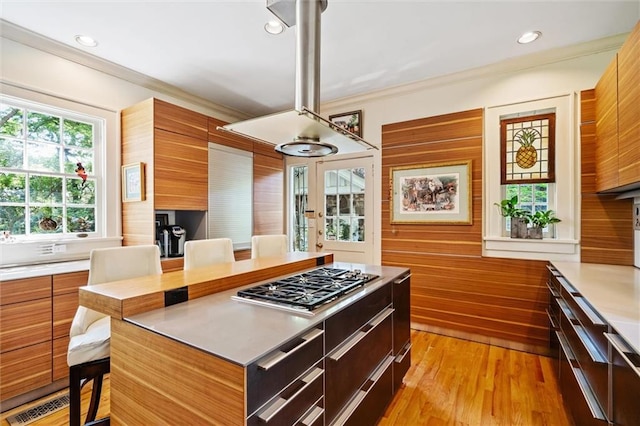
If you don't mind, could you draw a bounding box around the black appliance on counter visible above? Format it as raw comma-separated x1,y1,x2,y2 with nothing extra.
158,225,186,257
233,267,379,315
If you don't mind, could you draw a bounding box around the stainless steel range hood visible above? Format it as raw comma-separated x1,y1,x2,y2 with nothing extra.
219,0,377,157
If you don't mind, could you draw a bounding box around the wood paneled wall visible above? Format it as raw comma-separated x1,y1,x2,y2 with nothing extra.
381,109,549,353
580,89,634,265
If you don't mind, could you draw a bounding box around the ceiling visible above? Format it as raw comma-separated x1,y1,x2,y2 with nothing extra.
1,1,638,118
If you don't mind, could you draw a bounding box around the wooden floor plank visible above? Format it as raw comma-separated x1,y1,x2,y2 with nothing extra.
2,330,572,426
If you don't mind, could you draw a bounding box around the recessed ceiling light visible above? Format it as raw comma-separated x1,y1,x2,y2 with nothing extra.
517,31,542,44
264,20,284,35
75,35,98,47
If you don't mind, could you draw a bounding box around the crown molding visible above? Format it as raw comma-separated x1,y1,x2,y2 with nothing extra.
321,32,629,110
0,19,250,121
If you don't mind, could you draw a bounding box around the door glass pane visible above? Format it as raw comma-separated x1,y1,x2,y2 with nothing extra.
291,165,308,251
324,168,366,243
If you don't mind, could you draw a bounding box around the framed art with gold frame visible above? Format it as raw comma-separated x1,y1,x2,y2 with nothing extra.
389,160,472,225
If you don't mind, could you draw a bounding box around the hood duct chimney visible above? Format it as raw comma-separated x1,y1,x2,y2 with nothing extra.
219,0,377,157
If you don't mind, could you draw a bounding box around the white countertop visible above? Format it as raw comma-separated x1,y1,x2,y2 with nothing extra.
551,261,640,354
0,259,90,281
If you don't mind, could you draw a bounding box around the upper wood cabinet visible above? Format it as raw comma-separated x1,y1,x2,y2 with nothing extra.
595,21,640,192
121,98,208,245
617,21,640,187
595,55,618,192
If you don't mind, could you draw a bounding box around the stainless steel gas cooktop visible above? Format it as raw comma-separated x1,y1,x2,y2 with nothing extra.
232,267,379,315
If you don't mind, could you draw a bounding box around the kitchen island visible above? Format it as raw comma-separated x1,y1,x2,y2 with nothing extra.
80,253,411,425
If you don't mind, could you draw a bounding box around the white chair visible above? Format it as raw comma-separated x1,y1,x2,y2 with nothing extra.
67,245,162,426
183,238,235,270
251,234,289,259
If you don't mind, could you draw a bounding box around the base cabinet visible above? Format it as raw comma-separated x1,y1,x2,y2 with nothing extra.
549,263,640,426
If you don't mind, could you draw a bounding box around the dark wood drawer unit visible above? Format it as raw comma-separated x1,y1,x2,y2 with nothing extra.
558,299,608,418
247,326,324,416
558,332,608,426
336,355,395,426
392,273,411,392
326,307,393,424
247,364,323,426
325,284,392,353
606,333,640,426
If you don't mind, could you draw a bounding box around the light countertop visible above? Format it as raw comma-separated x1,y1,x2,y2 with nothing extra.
551,261,640,354
0,259,90,281
126,263,409,366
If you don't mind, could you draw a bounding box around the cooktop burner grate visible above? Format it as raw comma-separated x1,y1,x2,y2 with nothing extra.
235,267,379,312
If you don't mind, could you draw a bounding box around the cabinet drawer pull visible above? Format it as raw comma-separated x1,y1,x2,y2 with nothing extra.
299,404,324,426
258,367,324,423
370,355,394,382
546,281,561,298
395,342,411,363
329,307,394,362
258,328,323,371
604,332,640,379
394,274,411,285
546,309,558,330
558,303,607,364
573,297,606,327
557,331,576,363
557,276,578,294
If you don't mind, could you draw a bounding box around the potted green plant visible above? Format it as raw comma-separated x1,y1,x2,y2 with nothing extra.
495,195,529,238
527,210,561,239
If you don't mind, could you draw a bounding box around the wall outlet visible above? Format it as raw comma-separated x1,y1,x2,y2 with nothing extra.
53,244,67,253
634,204,640,231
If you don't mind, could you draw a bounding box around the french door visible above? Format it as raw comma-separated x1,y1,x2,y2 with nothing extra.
290,155,374,264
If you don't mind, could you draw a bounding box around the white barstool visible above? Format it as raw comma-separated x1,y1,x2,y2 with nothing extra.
251,234,288,259
183,238,235,270
67,245,162,426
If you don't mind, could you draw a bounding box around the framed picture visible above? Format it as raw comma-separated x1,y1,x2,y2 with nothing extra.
121,162,146,202
329,110,362,137
389,160,472,225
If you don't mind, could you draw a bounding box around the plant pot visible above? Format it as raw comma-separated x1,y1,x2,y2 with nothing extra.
510,217,528,238
528,226,543,239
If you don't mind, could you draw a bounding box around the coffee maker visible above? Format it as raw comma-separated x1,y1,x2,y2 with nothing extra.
159,225,186,257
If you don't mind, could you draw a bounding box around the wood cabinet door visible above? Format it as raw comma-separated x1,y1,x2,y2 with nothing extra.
154,98,208,140
0,276,51,306
617,21,640,187
0,341,52,400
52,335,71,381
154,128,208,210
52,271,88,339
0,298,52,353
595,55,619,192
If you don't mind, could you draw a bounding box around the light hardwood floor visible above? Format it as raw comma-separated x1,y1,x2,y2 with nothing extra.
1,331,572,425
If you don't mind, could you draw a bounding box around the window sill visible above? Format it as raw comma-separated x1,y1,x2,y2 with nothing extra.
483,236,580,262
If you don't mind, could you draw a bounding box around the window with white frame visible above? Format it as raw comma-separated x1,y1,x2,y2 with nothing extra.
0,96,103,238
484,94,578,261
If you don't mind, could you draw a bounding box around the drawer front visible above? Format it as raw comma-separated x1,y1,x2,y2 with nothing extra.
53,291,78,339
560,287,608,357
0,298,52,353
52,335,71,381
326,308,393,424
336,355,394,426
325,284,392,353
247,326,324,415
393,340,411,392
0,341,52,401
606,333,640,426
0,276,51,305
559,301,608,415
248,366,323,426
52,271,88,296
558,332,608,426
392,274,411,355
